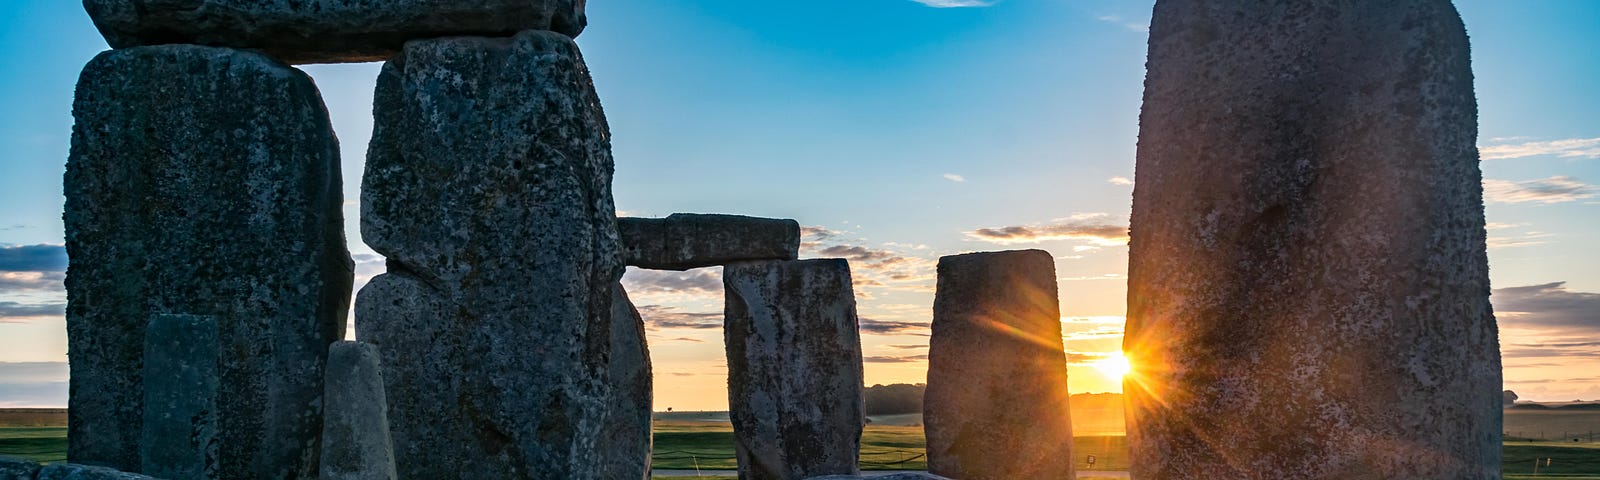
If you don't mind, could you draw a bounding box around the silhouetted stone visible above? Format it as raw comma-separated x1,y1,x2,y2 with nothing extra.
356,30,621,479
35,464,157,480
321,341,396,480
82,0,585,64
65,45,351,477
0,455,41,480
924,250,1073,480
805,474,952,480
723,259,863,480
599,284,652,480
1124,1,1501,478
140,314,219,480
619,214,800,270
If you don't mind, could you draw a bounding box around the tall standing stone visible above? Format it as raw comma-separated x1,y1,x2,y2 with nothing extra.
1124,1,1501,478
82,0,586,64
321,341,397,480
65,45,352,476
599,284,652,480
923,250,1074,480
723,259,864,480
141,314,219,480
356,30,622,479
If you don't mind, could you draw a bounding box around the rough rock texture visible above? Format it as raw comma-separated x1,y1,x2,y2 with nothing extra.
723,259,864,480
140,315,219,480
82,0,586,64
34,464,158,480
619,214,800,270
355,30,621,479
1124,1,1502,478
599,284,653,480
321,341,397,480
65,45,352,477
805,474,953,480
924,250,1074,480
0,455,41,480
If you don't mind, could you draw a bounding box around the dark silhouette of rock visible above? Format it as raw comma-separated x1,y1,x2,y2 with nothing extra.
600,284,653,480
321,341,397,480
1504,390,1519,406
140,315,219,480
1124,1,1502,478
65,44,351,477
0,455,41,480
619,214,800,270
35,464,158,480
924,250,1074,480
356,30,621,479
82,0,585,64
723,259,864,480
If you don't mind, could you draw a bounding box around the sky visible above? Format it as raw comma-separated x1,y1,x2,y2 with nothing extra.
0,0,1597,410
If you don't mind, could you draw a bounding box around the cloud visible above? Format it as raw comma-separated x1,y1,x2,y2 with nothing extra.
636,305,722,330
1107,177,1134,186
1065,351,1113,365
0,301,65,322
0,271,65,291
0,245,67,272
1489,231,1554,249
886,344,927,350
864,354,929,364
817,245,899,263
1493,282,1600,334
0,363,68,408
942,173,966,183
1484,177,1597,204
1093,14,1150,32
859,317,931,335
800,226,844,242
908,0,996,8
622,268,722,295
1480,137,1600,160
967,219,1129,245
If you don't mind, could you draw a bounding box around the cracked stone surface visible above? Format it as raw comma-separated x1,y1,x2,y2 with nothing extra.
1124,1,1502,478
724,259,864,480
599,284,652,480
924,250,1074,480
82,0,586,64
355,30,621,479
321,341,397,480
618,214,799,270
140,315,219,480
65,44,351,477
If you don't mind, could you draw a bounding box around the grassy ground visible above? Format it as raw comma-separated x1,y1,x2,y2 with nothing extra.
0,427,66,463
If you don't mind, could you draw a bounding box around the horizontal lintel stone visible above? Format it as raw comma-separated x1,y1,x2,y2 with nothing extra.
619,214,800,271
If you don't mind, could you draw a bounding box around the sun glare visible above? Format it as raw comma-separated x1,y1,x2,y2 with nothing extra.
1094,351,1133,379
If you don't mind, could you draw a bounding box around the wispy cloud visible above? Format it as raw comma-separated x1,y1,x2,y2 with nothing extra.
1494,282,1600,334
1484,176,1597,204
1489,231,1554,249
0,245,67,272
859,316,931,335
864,354,929,363
1093,14,1149,32
1480,137,1600,160
0,301,65,323
966,215,1128,246
622,268,722,295
942,173,966,183
1107,176,1134,186
0,271,65,292
636,305,722,330
908,0,996,8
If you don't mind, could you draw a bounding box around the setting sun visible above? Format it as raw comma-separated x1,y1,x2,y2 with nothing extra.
1094,352,1133,379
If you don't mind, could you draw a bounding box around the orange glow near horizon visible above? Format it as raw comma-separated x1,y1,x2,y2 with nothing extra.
1093,351,1133,380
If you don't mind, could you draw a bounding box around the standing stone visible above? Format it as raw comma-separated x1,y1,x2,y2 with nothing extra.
0,455,41,480
65,45,352,476
618,214,801,270
321,341,397,480
35,464,158,480
599,284,652,480
141,315,219,480
82,0,586,64
923,250,1074,480
723,259,864,480
1124,1,1501,478
356,30,622,479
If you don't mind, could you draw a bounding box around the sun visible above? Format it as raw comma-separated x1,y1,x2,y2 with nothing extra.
1093,351,1133,379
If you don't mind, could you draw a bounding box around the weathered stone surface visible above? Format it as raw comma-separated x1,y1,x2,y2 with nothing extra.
82,0,585,64
805,474,952,480
619,214,800,270
34,464,158,480
723,259,864,480
1124,1,1501,478
321,341,397,480
140,315,219,480
924,250,1073,480
356,29,621,479
0,455,41,480
65,45,352,477
599,284,652,480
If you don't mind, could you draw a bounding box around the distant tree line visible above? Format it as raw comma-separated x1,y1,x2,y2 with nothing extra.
864,383,925,416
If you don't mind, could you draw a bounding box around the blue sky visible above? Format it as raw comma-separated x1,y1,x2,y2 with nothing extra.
1,0,1597,409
